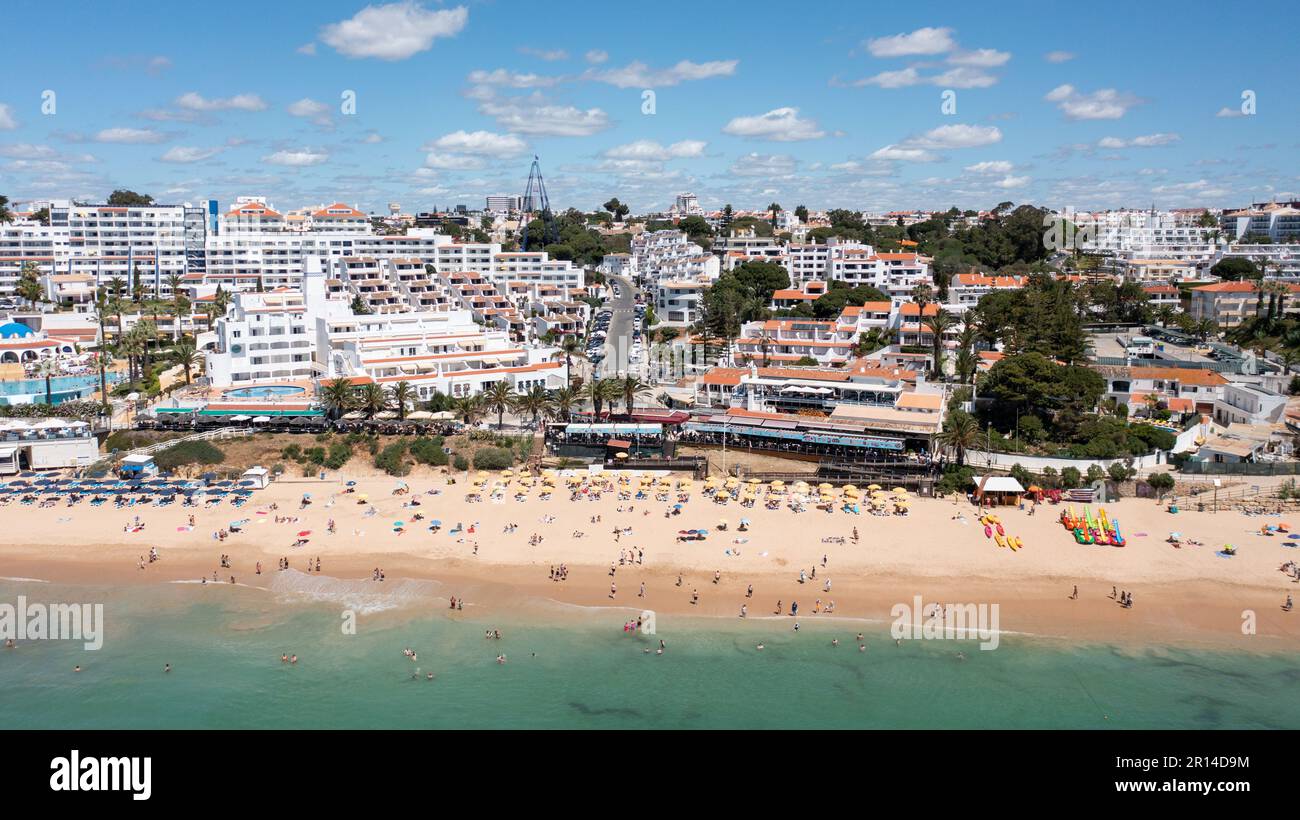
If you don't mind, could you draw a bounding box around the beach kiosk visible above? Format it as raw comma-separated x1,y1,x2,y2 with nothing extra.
120,453,159,477
972,475,1024,506
241,466,271,489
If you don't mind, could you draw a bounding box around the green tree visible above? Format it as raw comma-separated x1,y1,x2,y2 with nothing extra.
358,382,390,418
320,378,357,420
106,189,154,206
937,410,980,467
388,380,415,420
482,381,517,429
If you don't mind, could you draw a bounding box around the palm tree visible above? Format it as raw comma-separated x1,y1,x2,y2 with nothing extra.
451,393,484,427
118,327,144,389
358,383,389,418
96,350,113,412
482,381,517,429
585,377,619,420
954,348,977,385
388,380,415,420
1156,305,1175,328
922,309,954,380
756,331,773,368
937,411,980,468
550,385,578,422
551,335,584,383
38,358,55,406
514,384,553,430
173,338,200,385
319,377,357,420
619,375,652,417
1196,318,1217,342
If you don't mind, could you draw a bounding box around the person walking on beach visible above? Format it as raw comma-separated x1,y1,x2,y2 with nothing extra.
746,584,753,598
609,583,617,599
1284,594,1293,612
1070,584,1078,600
639,581,646,598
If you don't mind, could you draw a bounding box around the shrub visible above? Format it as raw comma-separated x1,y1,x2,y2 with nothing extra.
1009,463,1034,489
1086,465,1105,483
1146,472,1175,497
374,441,410,476
936,465,974,495
324,442,352,470
452,454,469,471
303,446,327,466
409,437,448,466
472,446,515,470
281,443,303,461
1060,466,1081,489
154,440,224,471
1107,461,1134,482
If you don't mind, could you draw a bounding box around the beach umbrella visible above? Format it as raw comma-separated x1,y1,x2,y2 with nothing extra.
673,503,683,509
819,482,833,491
716,491,730,500
297,530,312,537
431,520,442,527
393,521,405,528
867,484,881,491
748,478,761,485
346,480,357,487
615,452,628,459
891,487,907,494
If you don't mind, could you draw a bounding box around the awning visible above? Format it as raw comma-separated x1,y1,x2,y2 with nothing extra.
229,415,252,422
606,439,631,449
251,416,272,423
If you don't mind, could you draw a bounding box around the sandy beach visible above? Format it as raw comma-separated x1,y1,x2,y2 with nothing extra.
4,467,1299,650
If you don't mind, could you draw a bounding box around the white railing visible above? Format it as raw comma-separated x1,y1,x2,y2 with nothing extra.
120,426,254,458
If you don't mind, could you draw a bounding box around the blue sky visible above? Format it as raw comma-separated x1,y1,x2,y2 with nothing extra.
0,0,1296,214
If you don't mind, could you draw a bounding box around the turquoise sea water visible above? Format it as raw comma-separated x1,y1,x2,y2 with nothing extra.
2,578,1299,729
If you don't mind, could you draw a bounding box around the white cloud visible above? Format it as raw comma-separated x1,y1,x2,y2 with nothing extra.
424,152,485,170
854,65,999,90
854,68,923,88
948,48,1010,67
866,27,955,57
362,132,384,144
320,2,468,61
287,98,332,125
0,103,16,130
994,175,1030,189
930,66,998,88
869,145,939,163
585,49,608,64
1216,106,1246,118
722,107,824,141
909,123,1002,149
424,130,528,156
94,127,166,144
1045,84,1142,120
466,68,562,88
297,43,317,56
519,47,567,61
0,143,55,158
965,160,1014,173
476,95,610,137
604,139,707,161
585,59,738,88
1097,133,1179,149
263,149,328,166
159,146,221,163
729,153,796,177
175,92,268,112
1044,51,1076,63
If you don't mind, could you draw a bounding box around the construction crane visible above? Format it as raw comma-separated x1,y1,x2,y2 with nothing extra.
519,155,557,251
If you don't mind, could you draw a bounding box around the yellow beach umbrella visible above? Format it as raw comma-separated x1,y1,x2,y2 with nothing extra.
891,487,907,494
867,484,882,491
716,491,731,500
748,478,761,485
842,485,858,493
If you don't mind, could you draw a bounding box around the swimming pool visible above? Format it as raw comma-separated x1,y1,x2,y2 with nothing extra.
0,374,119,405
222,385,307,399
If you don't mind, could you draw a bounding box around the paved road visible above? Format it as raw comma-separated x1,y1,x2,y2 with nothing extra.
601,274,637,377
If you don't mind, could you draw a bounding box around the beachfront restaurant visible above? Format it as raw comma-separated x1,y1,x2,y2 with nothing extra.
0,417,100,471
547,423,666,459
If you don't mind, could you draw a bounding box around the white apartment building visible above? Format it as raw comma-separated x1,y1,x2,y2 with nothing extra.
1213,382,1288,426
1220,203,1300,243
946,273,1028,312
654,281,708,326
628,230,719,287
